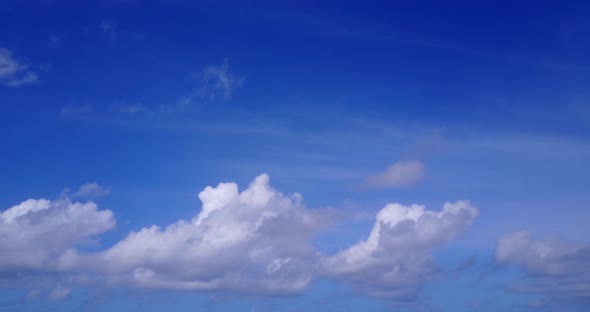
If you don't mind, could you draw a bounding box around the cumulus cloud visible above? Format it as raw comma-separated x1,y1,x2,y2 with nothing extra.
0,198,115,274
322,201,479,299
496,231,590,299
70,174,326,295
0,48,39,87
363,160,425,189
0,174,478,301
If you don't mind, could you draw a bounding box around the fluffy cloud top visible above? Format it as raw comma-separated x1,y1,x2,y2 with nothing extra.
1,175,479,300
496,231,590,299
0,48,39,87
81,174,323,294
0,198,115,272
322,201,479,298
363,160,425,189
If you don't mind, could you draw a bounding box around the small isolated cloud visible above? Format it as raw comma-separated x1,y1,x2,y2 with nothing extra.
321,200,479,299
48,33,63,49
48,286,71,300
26,289,41,300
160,96,192,114
363,160,425,189
69,182,112,199
114,102,145,115
60,104,93,119
0,48,39,87
99,20,117,41
195,58,246,100
496,231,590,300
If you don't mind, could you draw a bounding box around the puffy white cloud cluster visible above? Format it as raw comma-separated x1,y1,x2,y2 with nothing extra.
78,174,324,294
0,198,115,272
496,231,590,298
322,201,479,298
0,174,479,299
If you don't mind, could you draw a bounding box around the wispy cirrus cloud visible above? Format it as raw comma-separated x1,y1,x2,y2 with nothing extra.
99,20,117,41
48,286,71,300
60,104,93,119
48,33,63,49
66,182,112,199
195,58,246,100
0,48,39,87
162,58,246,112
114,102,145,115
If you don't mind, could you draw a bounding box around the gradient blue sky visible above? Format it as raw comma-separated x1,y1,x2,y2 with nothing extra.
1,1,590,311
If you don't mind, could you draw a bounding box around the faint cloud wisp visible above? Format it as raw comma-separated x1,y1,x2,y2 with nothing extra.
0,48,39,87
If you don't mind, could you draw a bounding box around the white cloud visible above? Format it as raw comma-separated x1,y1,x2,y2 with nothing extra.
0,174,479,300
363,160,425,189
159,96,192,114
195,58,245,100
116,103,145,114
26,289,41,300
0,198,115,273
162,59,245,113
99,20,117,41
48,286,71,300
49,33,63,49
60,104,93,119
71,174,326,295
0,48,39,87
68,182,112,198
496,231,590,299
322,200,479,299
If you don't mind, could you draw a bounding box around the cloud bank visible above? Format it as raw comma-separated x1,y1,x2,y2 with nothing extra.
496,231,590,300
196,58,246,100
0,174,478,300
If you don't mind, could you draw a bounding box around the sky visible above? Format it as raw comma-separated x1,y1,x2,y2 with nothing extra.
1,1,590,311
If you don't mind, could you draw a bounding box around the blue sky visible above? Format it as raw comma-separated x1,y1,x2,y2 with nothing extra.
1,1,589,311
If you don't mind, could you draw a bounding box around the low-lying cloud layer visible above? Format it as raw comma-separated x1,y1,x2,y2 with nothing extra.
496,231,590,299
1,174,479,300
